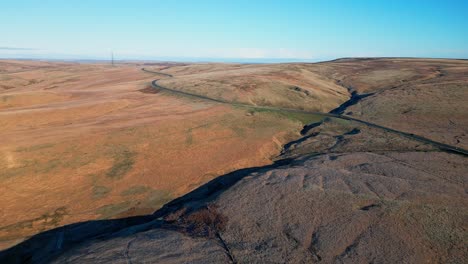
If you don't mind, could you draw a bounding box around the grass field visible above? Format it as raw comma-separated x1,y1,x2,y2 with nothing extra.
0,60,327,249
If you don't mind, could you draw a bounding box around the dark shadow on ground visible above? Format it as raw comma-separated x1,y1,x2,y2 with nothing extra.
329,91,374,115
0,157,295,264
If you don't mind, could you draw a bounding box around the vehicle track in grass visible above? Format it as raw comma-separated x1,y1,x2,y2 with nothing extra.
142,68,468,156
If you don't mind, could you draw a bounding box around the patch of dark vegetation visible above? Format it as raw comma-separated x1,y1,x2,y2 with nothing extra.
402,107,416,114
281,132,320,155
139,85,159,94
162,204,236,261
144,190,173,208
344,128,361,135
164,204,227,239
308,232,322,261
16,143,54,152
236,83,256,92
289,85,310,96
106,149,135,179
41,159,61,173
282,227,301,248
164,208,188,223
121,186,151,196
96,202,132,219
0,207,68,233
185,128,194,145
182,204,236,263
46,78,80,89
187,206,226,238
1,95,12,102
359,203,380,211
247,107,324,125
1,157,62,179
300,118,329,135
92,186,111,200
327,127,362,152
330,91,374,115
0,85,14,90
26,79,43,86
334,135,345,148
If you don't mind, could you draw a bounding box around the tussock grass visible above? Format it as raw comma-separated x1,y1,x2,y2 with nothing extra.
121,185,151,196
96,201,132,219
105,148,135,179
245,107,324,125
92,186,111,200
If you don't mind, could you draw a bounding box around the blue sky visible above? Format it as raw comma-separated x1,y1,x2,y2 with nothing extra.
1,0,467,61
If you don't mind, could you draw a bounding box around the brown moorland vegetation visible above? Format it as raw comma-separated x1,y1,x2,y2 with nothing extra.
0,60,331,249
0,58,467,263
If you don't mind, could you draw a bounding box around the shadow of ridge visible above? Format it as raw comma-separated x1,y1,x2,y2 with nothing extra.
152,156,296,218
0,215,154,264
329,91,374,115
0,157,296,264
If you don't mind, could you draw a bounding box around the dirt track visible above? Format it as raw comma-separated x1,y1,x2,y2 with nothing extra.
0,61,309,250
143,68,468,156
1,59,467,263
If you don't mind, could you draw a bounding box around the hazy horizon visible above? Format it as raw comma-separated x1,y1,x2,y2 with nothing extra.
3,55,468,65
2,0,468,61
1,1,468,260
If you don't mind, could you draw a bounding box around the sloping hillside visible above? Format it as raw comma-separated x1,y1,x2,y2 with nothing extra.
1,58,467,263
156,63,349,112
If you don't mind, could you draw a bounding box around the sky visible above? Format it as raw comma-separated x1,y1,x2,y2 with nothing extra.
1,0,467,62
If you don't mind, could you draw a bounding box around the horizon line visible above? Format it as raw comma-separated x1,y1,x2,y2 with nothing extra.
1,56,468,64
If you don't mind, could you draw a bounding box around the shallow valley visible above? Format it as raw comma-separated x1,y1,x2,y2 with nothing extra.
0,58,467,263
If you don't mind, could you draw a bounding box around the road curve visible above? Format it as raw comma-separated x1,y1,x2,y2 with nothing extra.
142,68,468,156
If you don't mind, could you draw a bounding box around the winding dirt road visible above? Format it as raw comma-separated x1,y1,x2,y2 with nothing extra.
142,68,468,156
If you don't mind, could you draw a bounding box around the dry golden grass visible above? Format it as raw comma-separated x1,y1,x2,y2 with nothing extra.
156,63,349,112
3,58,463,251
0,61,317,249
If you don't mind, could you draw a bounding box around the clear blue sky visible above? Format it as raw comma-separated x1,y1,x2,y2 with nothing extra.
1,0,467,61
